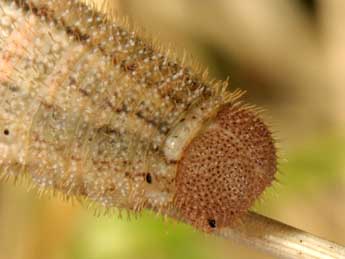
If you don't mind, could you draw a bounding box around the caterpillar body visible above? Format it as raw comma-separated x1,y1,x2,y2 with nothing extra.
0,0,277,232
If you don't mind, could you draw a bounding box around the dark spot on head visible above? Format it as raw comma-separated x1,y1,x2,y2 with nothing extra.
208,219,216,228
145,173,152,184
126,63,137,71
107,186,115,192
111,55,118,65
3,129,9,136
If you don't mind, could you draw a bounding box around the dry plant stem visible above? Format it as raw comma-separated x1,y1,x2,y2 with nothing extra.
215,212,345,259
161,208,345,259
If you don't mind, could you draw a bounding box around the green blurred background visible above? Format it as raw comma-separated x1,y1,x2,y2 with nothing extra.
0,0,344,258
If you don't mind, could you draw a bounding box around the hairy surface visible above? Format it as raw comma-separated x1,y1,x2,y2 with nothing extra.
0,0,277,231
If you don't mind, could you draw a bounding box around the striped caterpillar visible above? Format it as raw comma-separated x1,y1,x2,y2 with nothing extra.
0,0,277,232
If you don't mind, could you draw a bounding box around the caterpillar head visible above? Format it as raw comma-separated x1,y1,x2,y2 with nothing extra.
174,104,277,232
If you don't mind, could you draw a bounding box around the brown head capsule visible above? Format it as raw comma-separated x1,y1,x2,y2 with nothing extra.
0,0,277,232
173,104,276,231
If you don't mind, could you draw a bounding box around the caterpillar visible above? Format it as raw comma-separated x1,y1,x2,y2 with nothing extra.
0,0,277,232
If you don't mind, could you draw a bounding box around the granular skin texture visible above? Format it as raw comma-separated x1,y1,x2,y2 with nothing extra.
175,105,276,231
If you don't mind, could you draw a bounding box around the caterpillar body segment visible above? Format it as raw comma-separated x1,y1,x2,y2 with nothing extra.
0,0,277,232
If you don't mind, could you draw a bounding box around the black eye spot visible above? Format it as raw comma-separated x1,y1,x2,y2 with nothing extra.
3,129,10,136
145,173,152,184
208,219,216,228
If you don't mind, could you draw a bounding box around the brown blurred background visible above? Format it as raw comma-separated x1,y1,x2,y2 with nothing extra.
0,0,344,258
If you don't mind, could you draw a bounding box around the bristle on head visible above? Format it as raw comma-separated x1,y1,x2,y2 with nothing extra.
174,104,277,232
